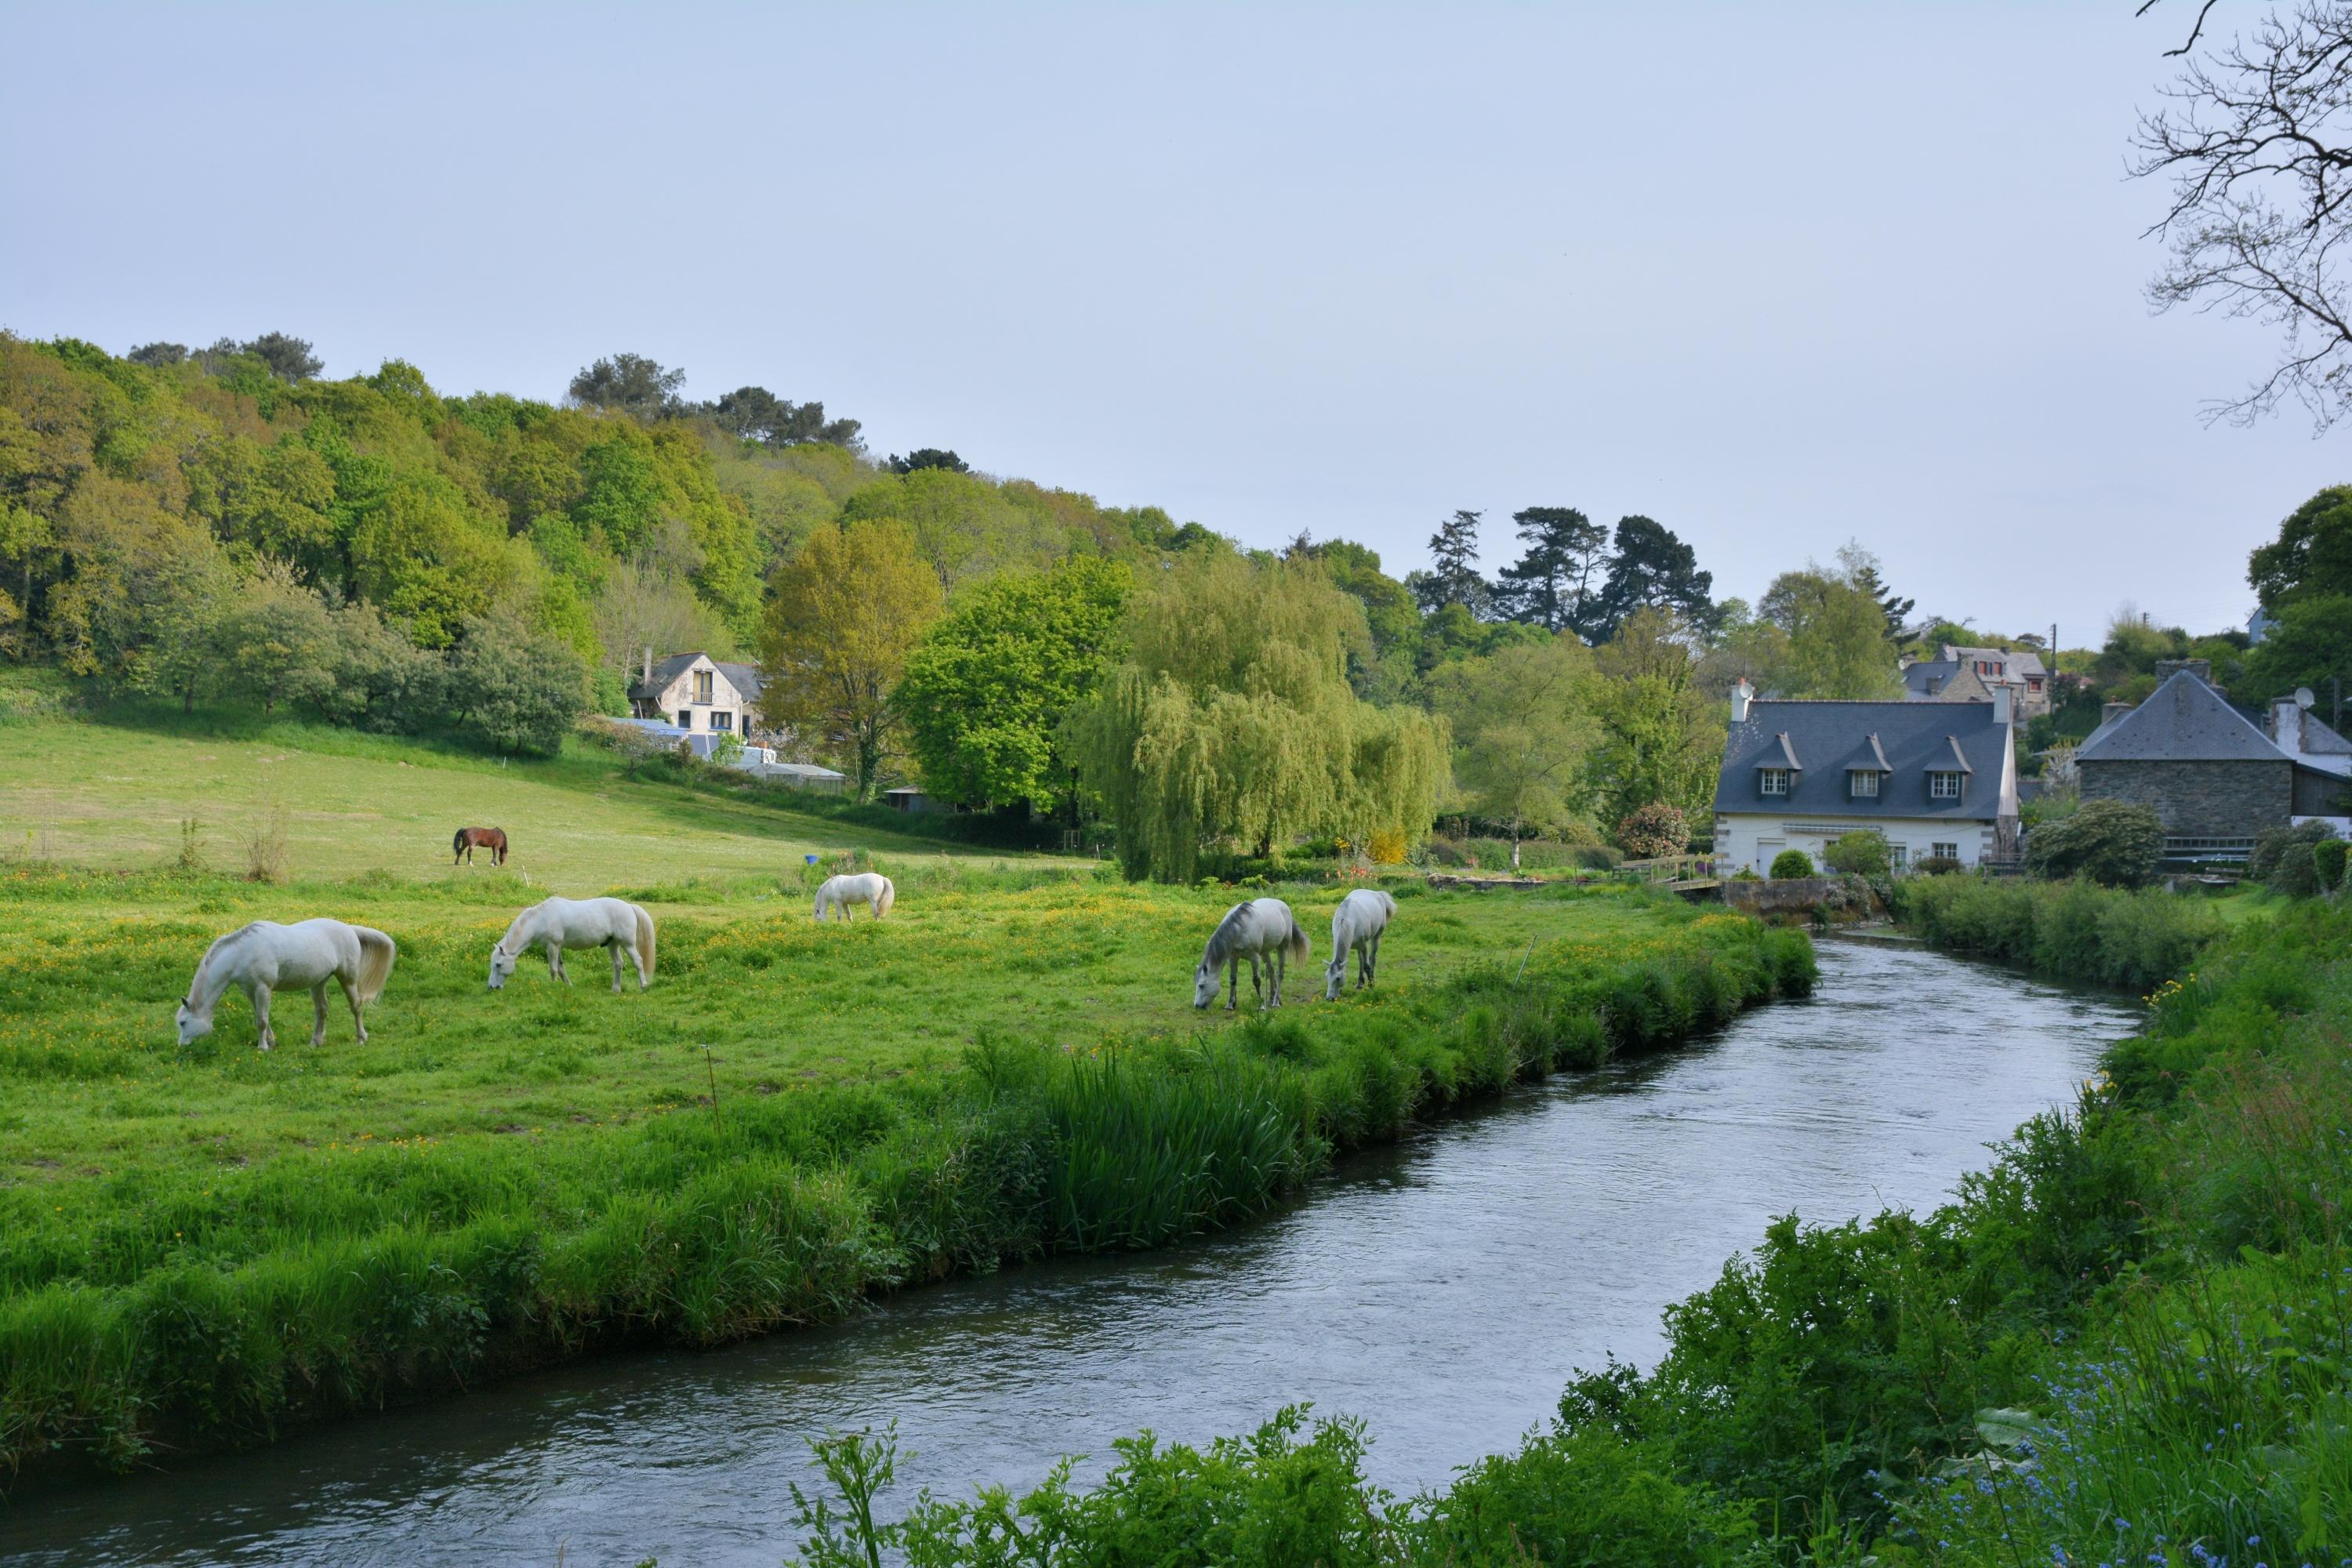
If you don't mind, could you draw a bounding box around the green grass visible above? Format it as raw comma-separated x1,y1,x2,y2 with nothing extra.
0,709,1818,1479
0,701,1047,884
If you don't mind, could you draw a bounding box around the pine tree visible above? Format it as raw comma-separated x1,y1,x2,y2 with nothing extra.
1411,509,1490,617
1492,505,1610,634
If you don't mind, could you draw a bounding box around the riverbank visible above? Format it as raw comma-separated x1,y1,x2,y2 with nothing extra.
0,868,1811,1484
764,888,2350,1566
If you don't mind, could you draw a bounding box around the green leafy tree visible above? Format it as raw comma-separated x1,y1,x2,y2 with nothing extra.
2243,593,2352,704
126,341,189,368
1063,550,1447,880
2024,799,2164,887
758,521,946,799
2249,485,2352,608
567,353,686,423
132,551,240,713
223,560,338,715
448,607,586,755
1492,506,1610,634
1288,535,1421,700
1427,633,1597,842
710,386,862,450
839,467,1066,588
1586,608,1725,826
238,332,323,383
1589,516,1717,641
1410,509,1490,617
1753,561,1903,699
896,557,1131,813
887,448,968,474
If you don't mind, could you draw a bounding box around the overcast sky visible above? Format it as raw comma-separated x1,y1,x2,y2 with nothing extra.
5,2,2340,643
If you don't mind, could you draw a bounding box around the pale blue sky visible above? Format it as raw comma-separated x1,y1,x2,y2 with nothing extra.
4,2,2337,642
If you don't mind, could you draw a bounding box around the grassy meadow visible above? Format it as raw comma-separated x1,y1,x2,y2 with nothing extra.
0,702,1818,1479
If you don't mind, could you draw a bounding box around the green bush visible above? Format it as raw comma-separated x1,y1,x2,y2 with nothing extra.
2316,833,2349,891
2252,818,2339,896
1821,829,1890,878
2023,797,2163,887
1894,872,2225,990
1911,855,1962,876
1769,848,1815,880
1615,802,1690,858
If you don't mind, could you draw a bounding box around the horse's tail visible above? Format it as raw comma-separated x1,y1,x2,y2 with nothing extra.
452,827,467,856
876,877,895,918
352,926,397,1004
1285,911,1310,967
491,828,507,865
633,904,656,980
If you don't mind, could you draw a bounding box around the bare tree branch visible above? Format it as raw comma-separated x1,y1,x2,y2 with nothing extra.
2135,2,2352,429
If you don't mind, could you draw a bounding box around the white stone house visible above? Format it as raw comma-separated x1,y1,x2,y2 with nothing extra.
627,652,767,739
1712,678,2021,873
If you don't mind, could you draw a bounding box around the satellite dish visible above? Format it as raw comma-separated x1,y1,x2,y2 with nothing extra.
2296,686,2317,709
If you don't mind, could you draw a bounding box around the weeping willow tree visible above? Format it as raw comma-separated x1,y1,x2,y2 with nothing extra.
1063,550,1447,880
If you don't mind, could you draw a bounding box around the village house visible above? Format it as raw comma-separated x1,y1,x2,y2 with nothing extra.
1712,678,2020,873
1902,644,2050,720
627,651,768,739
2074,660,2350,858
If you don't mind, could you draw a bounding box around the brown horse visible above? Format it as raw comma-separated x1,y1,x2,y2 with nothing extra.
452,826,508,866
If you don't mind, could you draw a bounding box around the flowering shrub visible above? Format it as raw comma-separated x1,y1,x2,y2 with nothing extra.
1616,802,1690,859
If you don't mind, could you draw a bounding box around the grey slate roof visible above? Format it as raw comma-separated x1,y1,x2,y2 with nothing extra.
2076,670,2285,764
1901,659,1959,698
628,652,764,705
1715,699,2010,820
1940,644,2048,679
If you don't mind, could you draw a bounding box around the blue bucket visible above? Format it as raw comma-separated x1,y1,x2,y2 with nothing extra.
804,854,819,865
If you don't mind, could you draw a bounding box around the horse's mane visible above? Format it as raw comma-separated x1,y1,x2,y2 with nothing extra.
187,923,261,1003
493,902,544,956
1201,902,1250,968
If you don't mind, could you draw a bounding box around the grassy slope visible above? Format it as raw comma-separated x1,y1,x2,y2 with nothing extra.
0,704,1018,885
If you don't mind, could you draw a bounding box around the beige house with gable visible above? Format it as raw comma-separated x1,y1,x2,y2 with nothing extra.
627,652,768,739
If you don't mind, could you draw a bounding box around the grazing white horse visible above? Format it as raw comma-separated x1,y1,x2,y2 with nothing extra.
1325,888,1399,1000
176,919,397,1051
814,872,895,923
488,896,656,993
1193,898,1310,1011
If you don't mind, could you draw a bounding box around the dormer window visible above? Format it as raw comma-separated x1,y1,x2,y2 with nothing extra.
694,670,714,704
1849,770,1880,798
1760,768,1791,797
1929,771,1963,800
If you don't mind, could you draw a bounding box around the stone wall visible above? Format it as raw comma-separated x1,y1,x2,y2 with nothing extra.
2078,758,2291,837
1722,877,1875,916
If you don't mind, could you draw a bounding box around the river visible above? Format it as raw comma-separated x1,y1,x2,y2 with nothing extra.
0,935,2142,1567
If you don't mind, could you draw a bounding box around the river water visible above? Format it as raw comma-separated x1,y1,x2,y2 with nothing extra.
0,935,2141,1567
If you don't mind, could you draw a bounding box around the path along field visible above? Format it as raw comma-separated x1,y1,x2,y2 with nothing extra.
0,707,1815,1477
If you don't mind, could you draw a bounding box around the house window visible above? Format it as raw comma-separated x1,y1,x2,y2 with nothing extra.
676,710,692,729
1760,768,1790,797
713,711,732,731
1924,676,1944,695
1932,841,1958,860
2027,677,2042,692
1849,770,1879,798
694,670,713,704
1976,660,2000,677
1929,771,1962,800
1891,844,1908,869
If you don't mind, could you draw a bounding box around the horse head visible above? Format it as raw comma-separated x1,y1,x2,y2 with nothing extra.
1192,961,1219,1010
175,996,212,1047
488,942,515,991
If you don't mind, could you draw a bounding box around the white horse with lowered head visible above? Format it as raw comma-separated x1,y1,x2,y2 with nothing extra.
1193,898,1310,1011
1326,887,1398,1000
489,896,656,993
176,919,397,1051
815,872,895,922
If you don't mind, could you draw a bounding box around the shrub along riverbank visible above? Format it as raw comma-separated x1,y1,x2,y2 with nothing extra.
779,887,2352,1567
0,873,1811,1483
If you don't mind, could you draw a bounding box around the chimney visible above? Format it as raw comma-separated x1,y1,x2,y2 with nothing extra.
1730,677,1753,724
1991,685,2012,727
2154,658,2216,695
2273,696,2306,753
642,645,653,685
2101,701,2133,727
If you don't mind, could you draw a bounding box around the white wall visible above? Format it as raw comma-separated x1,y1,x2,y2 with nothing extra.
1715,813,1998,874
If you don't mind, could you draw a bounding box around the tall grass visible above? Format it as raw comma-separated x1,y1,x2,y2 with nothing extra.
0,898,1812,1480
1893,873,2226,991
